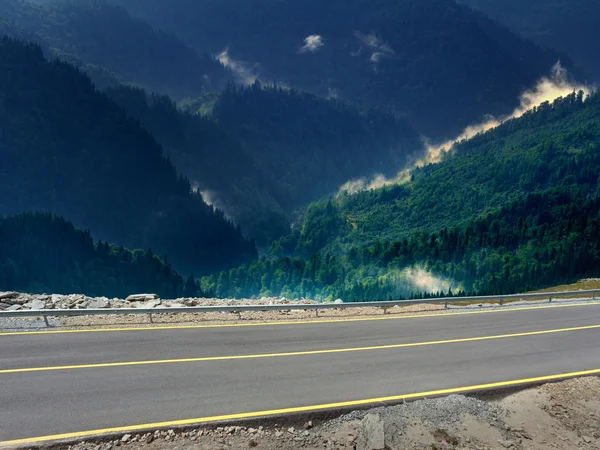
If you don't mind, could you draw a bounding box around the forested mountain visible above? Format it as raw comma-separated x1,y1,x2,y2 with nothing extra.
106,83,422,246
203,90,600,300
0,213,202,298
0,37,256,275
460,0,600,82
0,0,231,99
111,0,566,139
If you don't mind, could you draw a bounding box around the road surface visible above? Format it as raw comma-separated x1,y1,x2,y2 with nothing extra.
2,302,600,446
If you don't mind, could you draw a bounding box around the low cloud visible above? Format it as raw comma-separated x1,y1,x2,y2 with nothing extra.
217,47,258,85
338,63,593,195
299,35,324,53
355,31,394,64
402,266,458,294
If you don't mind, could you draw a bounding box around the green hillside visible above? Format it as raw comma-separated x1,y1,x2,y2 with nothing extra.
203,90,600,300
107,83,422,246
0,213,201,298
0,37,256,275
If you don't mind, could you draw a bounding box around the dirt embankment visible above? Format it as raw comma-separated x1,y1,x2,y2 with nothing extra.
41,377,600,450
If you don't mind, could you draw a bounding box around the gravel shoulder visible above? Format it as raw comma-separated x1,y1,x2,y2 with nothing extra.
23,376,600,450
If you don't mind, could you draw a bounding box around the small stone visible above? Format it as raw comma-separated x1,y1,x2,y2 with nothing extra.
121,434,131,443
287,427,295,434
275,431,283,438
498,439,515,448
582,436,592,444
304,431,310,437
145,434,154,444
248,439,258,447
304,421,313,430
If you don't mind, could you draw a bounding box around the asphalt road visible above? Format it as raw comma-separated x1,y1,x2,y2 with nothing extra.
2,303,600,446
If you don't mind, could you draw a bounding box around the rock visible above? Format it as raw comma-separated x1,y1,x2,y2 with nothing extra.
30,299,46,310
121,434,131,443
333,299,344,304
7,304,22,311
287,427,295,434
50,294,62,303
582,436,592,444
498,439,515,448
88,299,109,309
0,302,10,310
126,294,159,302
166,302,185,308
134,299,161,309
248,439,258,447
356,414,385,450
304,421,313,430
0,292,19,300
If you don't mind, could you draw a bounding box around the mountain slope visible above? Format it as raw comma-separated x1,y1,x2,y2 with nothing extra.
0,212,201,298
460,0,600,82
111,0,567,139
0,37,256,274
107,83,422,246
0,0,231,99
202,89,600,300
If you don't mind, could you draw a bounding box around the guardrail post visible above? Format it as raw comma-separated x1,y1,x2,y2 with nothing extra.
594,293,597,300
315,309,319,317
549,296,553,303
148,313,153,323
236,312,242,320
43,315,50,327
444,301,448,309
383,306,388,315
499,298,503,306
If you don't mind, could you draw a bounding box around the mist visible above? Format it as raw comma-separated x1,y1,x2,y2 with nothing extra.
338,63,592,195
217,48,258,85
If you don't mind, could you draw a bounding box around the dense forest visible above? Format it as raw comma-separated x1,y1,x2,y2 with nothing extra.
111,0,566,139
107,83,422,246
461,0,600,82
202,90,600,300
0,213,202,298
0,0,232,99
0,37,256,275
202,188,600,301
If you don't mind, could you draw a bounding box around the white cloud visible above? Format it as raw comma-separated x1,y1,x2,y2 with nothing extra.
355,31,394,64
299,35,324,53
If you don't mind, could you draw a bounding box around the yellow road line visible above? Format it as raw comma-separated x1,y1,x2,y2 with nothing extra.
2,323,600,375
1,301,599,337
2,368,600,448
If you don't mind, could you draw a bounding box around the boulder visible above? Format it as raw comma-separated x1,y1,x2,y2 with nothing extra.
7,304,22,311
334,298,344,304
135,299,161,309
30,299,46,310
0,292,19,300
356,414,385,450
87,298,109,309
126,294,159,302
0,302,10,310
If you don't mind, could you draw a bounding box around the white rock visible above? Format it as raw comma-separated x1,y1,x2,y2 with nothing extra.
356,414,385,450
30,299,46,310
0,292,19,300
87,299,109,309
333,299,344,304
7,304,22,311
126,294,159,302
135,299,161,309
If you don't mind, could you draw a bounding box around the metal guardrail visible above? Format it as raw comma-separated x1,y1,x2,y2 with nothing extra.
1,289,599,327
